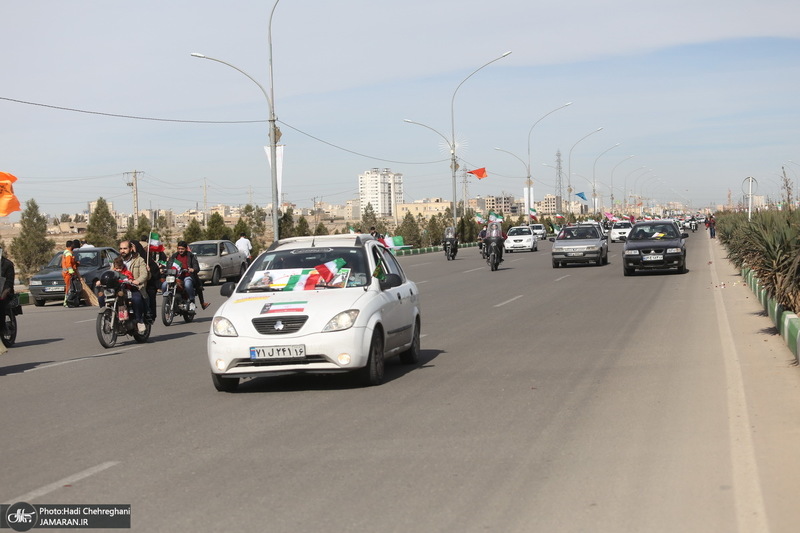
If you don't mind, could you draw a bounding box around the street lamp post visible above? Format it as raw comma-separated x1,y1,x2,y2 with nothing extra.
495,102,572,225
591,143,620,214
567,127,603,218
191,0,282,241
408,51,511,230
622,166,648,213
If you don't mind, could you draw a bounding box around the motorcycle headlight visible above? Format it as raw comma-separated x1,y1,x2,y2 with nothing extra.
212,316,238,337
323,310,359,332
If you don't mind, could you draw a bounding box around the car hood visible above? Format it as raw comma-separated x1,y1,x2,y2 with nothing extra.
553,238,602,247
218,288,370,332
624,238,683,250
31,264,108,282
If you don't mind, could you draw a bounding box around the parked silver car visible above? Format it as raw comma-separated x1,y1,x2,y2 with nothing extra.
190,240,249,285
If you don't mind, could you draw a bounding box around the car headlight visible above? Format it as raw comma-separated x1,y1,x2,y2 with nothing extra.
198,262,209,270
323,309,359,332
212,316,238,337
624,250,640,255
666,247,682,253
29,279,42,285
586,245,599,251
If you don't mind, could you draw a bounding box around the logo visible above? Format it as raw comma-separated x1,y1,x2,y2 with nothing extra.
274,320,284,331
5,502,37,532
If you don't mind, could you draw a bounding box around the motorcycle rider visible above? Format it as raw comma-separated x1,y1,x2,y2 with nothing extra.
477,225,488,256
442,226,458,259
0,247,15,355
163,241,202,312
118,240,149,334
484,221,507,263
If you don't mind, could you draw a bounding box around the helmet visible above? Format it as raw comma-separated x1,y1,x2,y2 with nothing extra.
99,270,120,289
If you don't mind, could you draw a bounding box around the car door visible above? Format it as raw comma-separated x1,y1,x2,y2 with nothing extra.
223,242,238,277
369,245,405,353
376,246,415,351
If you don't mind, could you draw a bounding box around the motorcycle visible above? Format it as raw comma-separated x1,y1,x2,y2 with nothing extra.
690,220,697,233
162,267,196,326
484,222,503,271
96,272,151,348
443,227,458,261
486,240,501,271
478,240,486,259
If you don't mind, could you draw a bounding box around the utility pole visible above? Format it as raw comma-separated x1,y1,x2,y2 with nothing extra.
125,170,140,223
203,178,208,227
554,150,563,214
461,169,470,223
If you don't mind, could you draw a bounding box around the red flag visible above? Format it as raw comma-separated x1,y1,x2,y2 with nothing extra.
467,168,488,179
0,172,21,217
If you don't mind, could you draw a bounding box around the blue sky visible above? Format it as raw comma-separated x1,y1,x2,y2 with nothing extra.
2,0,800,220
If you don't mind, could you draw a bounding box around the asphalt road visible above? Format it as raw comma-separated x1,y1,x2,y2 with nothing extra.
2,233,799,532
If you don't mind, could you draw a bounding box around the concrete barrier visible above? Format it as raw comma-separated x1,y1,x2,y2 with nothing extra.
742,267,800,364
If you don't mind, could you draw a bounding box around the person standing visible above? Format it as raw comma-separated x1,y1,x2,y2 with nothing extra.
235,232,253,264
61,240,80,307
0,248,15,355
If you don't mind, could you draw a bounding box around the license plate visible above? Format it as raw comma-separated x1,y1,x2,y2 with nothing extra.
250,345,306,359
567,252,583,257
643,255,663,261
44,286,64,292
166,275,175,283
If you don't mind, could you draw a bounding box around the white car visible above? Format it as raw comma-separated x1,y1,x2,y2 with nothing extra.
207,234,421,392
529,223,547,240
504,226,538,253
610,221,633,242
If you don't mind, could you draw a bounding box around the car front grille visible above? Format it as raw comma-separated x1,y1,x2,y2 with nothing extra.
641,248,666,254
252,315,308,335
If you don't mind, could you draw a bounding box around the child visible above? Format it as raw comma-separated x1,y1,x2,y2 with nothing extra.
112,257,135,282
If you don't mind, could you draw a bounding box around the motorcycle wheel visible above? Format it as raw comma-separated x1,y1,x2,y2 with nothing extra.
183,310,195,323
96,308,117,348
162,293,175,326
132,321,151,343
1,309,17,347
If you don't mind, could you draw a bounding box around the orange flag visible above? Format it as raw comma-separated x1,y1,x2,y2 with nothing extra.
467,167,488,179
0,172,21,217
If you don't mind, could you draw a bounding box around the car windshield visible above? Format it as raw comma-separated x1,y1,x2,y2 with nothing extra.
240,247,370,291
508,227,531,236
613,222,631,229
191,243,218,257
629,224,679,240
558,227,598,240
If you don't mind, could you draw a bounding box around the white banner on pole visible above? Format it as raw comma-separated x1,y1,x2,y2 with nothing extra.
264,145,285,207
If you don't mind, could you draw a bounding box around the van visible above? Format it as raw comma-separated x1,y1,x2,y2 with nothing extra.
529,224,547,240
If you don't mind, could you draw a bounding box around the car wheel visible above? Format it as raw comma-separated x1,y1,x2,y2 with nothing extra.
399,317,420,365
552,260,559,268
212,372,239,392
360,328,385,386
211,267,221,286
679,260,688,274
623,266,635,276
602,252,609,265
33,298,45,307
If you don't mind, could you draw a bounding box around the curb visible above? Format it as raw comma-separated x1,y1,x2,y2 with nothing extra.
742,267,800,365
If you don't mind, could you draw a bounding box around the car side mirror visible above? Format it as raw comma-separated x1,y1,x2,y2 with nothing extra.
619,236,627,242
379,273,402,290
681,233,689,238
549,237,555,242
220,282,236,297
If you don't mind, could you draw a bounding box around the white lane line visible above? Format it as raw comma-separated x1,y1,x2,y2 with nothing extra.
708,238,769,533
463,267,484,273
554,275,570,282
7,461,120,503
416,280,429,284
494,295,523,308
407,262,431,267
22,346,142,373
75,318,96,323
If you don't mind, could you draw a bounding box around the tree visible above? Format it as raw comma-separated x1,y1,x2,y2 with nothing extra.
295,215,311,236
10,199,56,283
60,213,71,223
85,197,118,248
241,204,267,256
74,214,86,223
361,203,378,231
314,222,329,235
279,207,295,239
123,214,151,243
154,215,172,251
232,218,250,241
426,214,444,246
183,218,203,244
204,212,230,240
396,212,421,248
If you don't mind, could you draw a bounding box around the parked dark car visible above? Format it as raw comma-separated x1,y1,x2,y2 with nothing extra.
622,221,688,276
28,247,119,306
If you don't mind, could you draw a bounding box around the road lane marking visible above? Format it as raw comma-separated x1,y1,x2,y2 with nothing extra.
407,262,431,267
416,280,429,284
494,295,523,307
554,275,570,281
75,318,96,323
463,267,484,273
22,346,142,373
7,461,120,503
708,238,769,533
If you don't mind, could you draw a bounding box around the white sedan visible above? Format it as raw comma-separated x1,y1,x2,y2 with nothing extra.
504,226,538,253
610,221,633,242
207,234,421,392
